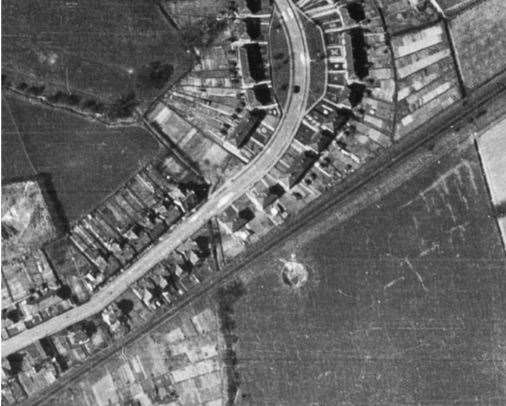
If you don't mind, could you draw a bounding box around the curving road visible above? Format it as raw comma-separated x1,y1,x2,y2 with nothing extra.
1,0,311,357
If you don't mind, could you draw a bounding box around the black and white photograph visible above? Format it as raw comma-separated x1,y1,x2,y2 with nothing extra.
1,0,505,404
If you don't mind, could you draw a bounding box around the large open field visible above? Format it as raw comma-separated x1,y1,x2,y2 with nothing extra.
230,143,506,404
1,96,37,180
450,0,506,89
1,95,161,221
2,0,193,105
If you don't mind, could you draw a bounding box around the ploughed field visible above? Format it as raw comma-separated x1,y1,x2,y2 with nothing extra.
2,0,192,105
1,95,161,221
231,144,506,405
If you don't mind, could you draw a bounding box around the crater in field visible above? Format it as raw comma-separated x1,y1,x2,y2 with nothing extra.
280,256,308,288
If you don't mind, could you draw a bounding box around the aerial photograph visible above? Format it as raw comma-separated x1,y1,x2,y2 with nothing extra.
1,0,505,405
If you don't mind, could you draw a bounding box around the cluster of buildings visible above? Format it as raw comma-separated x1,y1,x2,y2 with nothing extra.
2,320,110,404
149,1,282,186
1,181,70,343
66,158,202,289
1,155,206,347
254,0,396,195
101,219,221,337
1,210,225,404
153,0,401,250
162,0,462,251
278,0,394,191
2,341,57,403
0,181,94,404
2,249,73,339
2,181,226,403
2,305,226,406
2,0,484,403
2,3,274,401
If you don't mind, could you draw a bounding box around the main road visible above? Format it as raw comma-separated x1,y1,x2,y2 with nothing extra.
1,0,311,357
18,67,506,406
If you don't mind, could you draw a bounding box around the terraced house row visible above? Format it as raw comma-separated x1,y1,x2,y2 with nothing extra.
2,155,206,342
150,0,281,182
183,0,464,246
3,0,500,404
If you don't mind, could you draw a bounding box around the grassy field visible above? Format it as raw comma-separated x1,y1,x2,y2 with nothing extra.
1,95,161,221
299,11,327,111
2,0,193,105
269,9,326,112
160,0,230,28
230,144,506,405
450,0,506,89
269,11,291,109
1,96,37,180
